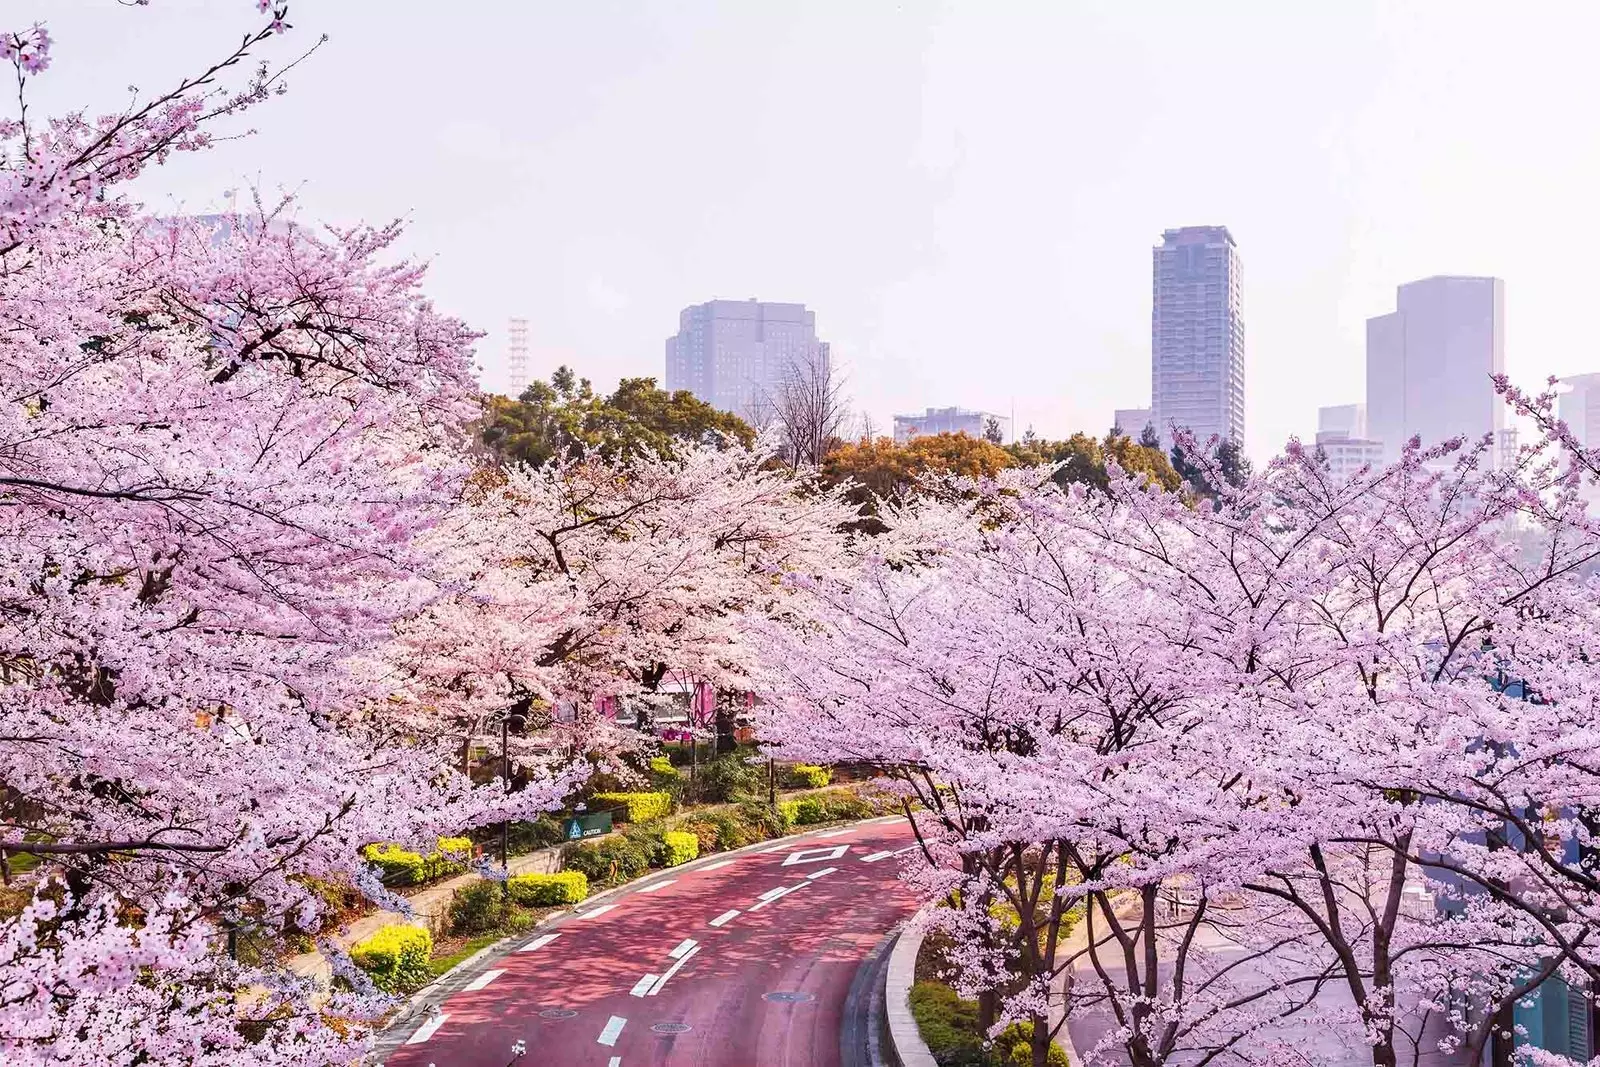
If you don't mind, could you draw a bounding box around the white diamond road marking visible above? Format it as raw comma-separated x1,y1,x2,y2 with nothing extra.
669,938,699,959
709,909,740,927
462,968,505,991
637,878,676,893
597,1016,627,1046
629,974,657,997
406,1012,448,1045
699,859,736,872
781,844,849,867
579,904,618,920
519,932,561,952
806,866,838,880
647,946,700,995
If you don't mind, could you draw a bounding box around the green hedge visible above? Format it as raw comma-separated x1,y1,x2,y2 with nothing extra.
592,791,672,823
661,831,699,866
789,763,833,788
649,755,680,780
563,834,653,886
508,871,589,906
909,981,1067,1067
361,838,474,887
350,923,433,993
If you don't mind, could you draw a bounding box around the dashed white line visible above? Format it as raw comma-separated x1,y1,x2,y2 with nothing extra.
405,1012,449,1045
579,904,619,920
647,946,701,995
637,879,677,894
748,883,806,912
462,968,505,991
609,1059,622,1067
699,859,736,872
519,932,561,952
629,974,657,997
758,844,791,854
709,909,740,927
597,1015,627,1046
668,938,699,959
861,850,893,863
806,866,837,880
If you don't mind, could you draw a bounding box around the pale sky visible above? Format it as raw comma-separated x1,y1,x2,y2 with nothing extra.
19,1,1600,459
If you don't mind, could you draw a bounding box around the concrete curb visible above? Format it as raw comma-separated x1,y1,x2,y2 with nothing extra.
884,904,939,1067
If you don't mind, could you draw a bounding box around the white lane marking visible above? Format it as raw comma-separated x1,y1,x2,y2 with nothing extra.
806,866,837,880
462,968,505,991
816,827,855,838
748,883,807,912
580,904,619,920
519,932,562,952
598,1015,627,1046
781,844,849,867
629,974,658,997
637,879,676,894
699,858,736,872
668,938,699,960
609,1060,622,1067
709,909,740,927
647,945,701,995
405,1012,449,1045
759,844,790,854
861,850,893,863
893,845,919,856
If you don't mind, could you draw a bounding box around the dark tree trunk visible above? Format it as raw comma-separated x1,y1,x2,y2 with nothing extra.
714,691,738,754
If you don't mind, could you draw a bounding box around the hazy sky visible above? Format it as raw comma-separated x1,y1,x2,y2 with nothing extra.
20,1,1600,458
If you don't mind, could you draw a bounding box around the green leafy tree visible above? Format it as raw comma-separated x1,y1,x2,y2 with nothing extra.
482,368,755,466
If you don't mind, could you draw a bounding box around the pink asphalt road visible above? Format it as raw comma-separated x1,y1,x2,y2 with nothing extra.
381,817,918,1067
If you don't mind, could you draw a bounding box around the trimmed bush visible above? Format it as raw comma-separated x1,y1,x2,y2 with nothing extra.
997,1023,1070,1067
649,755,680,780
361,843,425,886
792,797,829,825
592,791,672,823
350,923,432,992
447,880,506,936
777,800,800,828
563,834,653,886
508,871,589,906
660,830,699,866
909,981,1067,1067
698,753,763,802
789,763,833,789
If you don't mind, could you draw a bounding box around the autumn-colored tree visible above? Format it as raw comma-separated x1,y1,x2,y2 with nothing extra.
821,432,1015,517
482,368,755,467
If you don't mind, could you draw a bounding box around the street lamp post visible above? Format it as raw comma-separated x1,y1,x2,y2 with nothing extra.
768,756,776,808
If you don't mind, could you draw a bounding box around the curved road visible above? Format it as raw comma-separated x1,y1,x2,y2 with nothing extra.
379,817,918,1067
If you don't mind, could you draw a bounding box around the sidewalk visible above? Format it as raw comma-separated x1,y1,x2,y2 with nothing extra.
286,846,562,988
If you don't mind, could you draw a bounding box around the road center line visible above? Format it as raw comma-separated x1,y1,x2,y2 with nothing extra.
647,946,701,995
806,866,837,880
609,1059,622,1067
748,883,807,912
405,1012,448,1045
861,850,893,862
636,879,676,893
699,859,735,872
668,938,699,959
708,909,740,927
597,1015,627,1046
579,904,619,920
462,968,505,991
629,974,657,997
518,932,561,952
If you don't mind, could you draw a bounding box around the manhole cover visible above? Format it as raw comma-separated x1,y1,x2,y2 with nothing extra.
538,1009,578,1020
763,991,815,1004
651,1022,693,1034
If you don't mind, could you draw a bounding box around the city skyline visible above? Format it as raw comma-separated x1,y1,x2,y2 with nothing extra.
1150,226,1247,451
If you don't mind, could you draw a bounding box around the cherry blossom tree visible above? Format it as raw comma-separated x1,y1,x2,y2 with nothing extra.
0,7,580,1064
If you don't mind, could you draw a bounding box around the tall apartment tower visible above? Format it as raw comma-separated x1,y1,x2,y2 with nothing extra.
505,318,531,400
1365,276,1505,463
665,299,830,419
1151,226,1246,451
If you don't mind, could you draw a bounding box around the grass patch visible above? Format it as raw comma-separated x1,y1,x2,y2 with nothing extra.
426,931,507,979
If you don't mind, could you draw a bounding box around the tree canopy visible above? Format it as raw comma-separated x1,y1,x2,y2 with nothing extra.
1006,431,1181,494
482,368,756,467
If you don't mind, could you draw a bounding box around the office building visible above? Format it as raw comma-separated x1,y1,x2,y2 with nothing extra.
1366,276,1505,464
1557,374,1600,507
664,299,830,420
1113,407,1154,439
1151,226,1246,451
1312,403,1381,482
892,407,1010,444
506,318,530,400
1317,403,1366,440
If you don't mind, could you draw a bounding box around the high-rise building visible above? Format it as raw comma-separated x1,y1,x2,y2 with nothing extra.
664,299,830,420
1317,403,1366,440
892,407,1010,444
1113,407,1154,439
1313,404,1381,483
1365,276,1505,463
1151,226,1246,452
1557,373,1600,508
506,318,530,400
